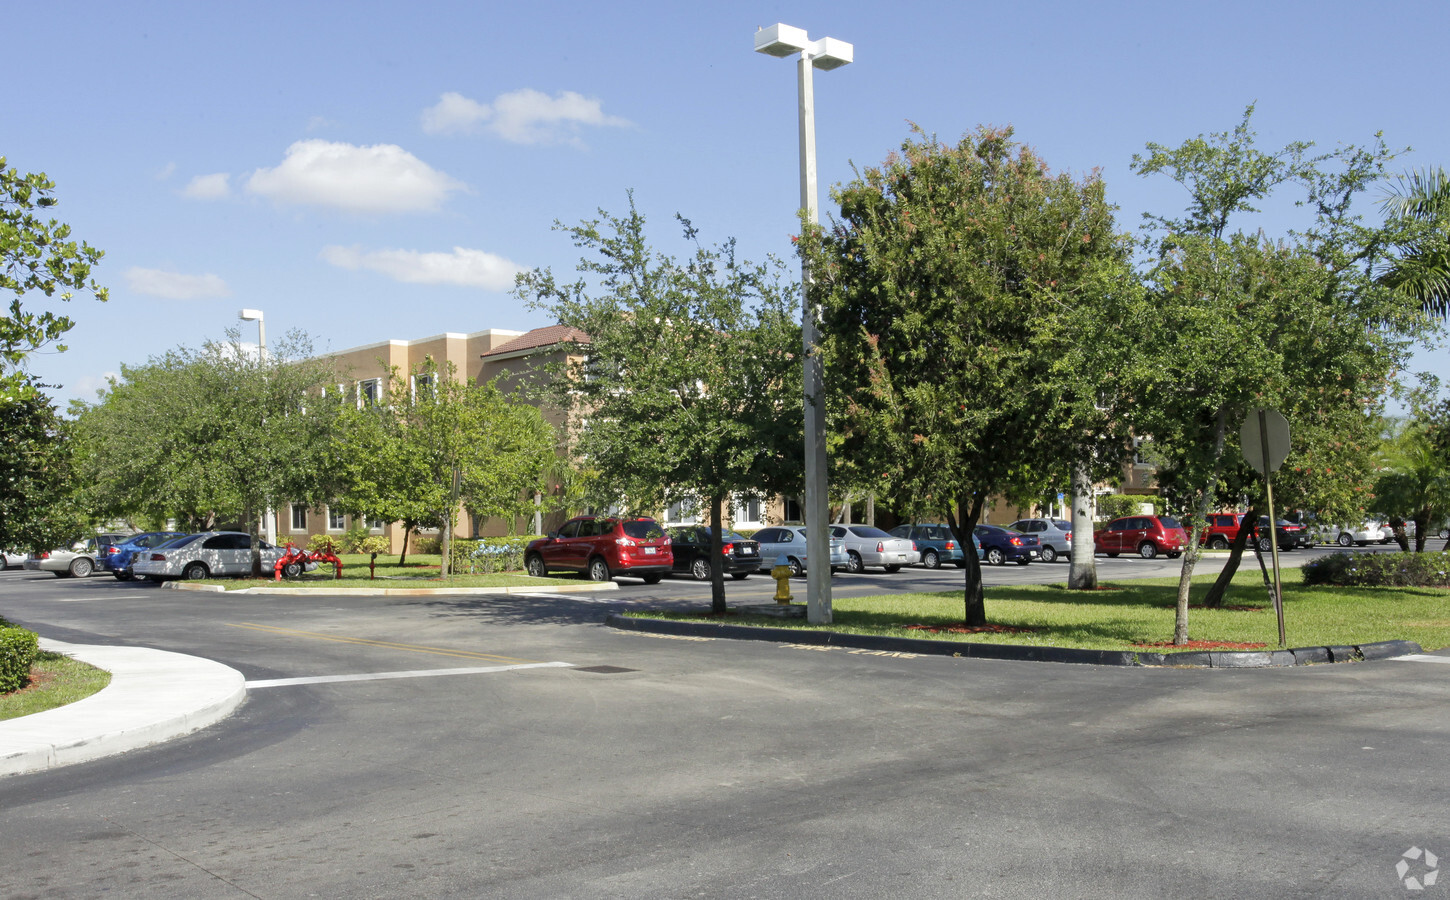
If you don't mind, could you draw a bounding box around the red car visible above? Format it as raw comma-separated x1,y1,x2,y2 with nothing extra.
524,516,673,583
1199,513,1245,550
1094,515,1188,559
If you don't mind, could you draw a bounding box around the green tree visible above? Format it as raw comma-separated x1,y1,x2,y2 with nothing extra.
1127,106,1429,642
72,330,339,574
515,197,803,613
328,359,556,574
1,159,107,399
0,376,89,551
1378,167,1450,317
802,126,1135,625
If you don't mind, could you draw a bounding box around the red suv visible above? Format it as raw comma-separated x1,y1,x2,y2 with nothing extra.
1200,513,1245,550
525,516,673,583
1094,515,1188,559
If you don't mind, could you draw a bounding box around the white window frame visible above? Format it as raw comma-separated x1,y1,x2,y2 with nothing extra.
358,378,382,408
290,504,308,531
326,507,347,532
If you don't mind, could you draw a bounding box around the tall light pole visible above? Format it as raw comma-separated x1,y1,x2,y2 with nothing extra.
754,23,852,625
238,308,274,545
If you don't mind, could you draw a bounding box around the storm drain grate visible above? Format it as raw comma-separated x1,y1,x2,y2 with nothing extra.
573,665,637,674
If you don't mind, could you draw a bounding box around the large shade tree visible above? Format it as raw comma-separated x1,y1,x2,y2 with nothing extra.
802,126,1137,625
515,197,803,614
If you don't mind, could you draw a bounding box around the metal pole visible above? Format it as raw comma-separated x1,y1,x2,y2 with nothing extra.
798,49,832,625
1257,409,1286,647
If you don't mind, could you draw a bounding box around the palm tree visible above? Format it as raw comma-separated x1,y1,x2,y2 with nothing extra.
1379,167,1450,317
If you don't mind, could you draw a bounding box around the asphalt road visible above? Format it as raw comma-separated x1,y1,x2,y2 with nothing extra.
0,546,1446,898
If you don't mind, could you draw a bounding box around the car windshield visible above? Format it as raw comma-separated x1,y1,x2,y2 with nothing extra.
847,526,892,538
1159,517,1182,529
621,520,665,540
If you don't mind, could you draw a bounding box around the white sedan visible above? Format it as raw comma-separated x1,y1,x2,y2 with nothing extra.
831,525,920,573
132,532,290,580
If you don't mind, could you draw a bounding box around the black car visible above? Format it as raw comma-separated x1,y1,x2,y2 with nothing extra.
1255,516,1312,551
667,526,760,581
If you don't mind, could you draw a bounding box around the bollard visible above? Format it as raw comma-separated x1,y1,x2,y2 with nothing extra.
771,554,794,603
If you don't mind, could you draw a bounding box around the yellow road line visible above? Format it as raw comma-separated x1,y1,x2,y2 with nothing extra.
229,622,540,663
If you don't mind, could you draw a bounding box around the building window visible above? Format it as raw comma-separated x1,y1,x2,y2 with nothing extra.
665,499,698,526
290,504,308,531
327,507,347,531
411,373,434,401
784,496,803,523
734,496,763,526
358,378,381,407
367,517,384,532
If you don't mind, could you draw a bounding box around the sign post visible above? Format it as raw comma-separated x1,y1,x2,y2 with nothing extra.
1241,408,1291,647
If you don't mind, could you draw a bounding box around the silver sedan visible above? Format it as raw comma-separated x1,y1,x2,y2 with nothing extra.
750,526,848,576
831,525,919,573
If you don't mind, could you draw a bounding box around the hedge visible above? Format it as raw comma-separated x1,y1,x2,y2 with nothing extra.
449,536,542,574
0,626,40,694
1301,550,1450,588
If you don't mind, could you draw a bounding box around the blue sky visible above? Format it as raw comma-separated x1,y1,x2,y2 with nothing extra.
8,0,1449,407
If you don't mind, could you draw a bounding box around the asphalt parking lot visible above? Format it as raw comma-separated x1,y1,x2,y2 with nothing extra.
0,544,1446,898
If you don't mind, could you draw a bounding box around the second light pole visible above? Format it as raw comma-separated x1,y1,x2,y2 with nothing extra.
754,23,853,625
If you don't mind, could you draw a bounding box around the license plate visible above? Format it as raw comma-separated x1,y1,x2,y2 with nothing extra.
741,547,755,554
643,547,657,555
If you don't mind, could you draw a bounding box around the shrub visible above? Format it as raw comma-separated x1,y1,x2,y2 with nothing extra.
306,534,344,555
1301,550,1450,587
0,627,40,694
412,534,442,555
354,535,391,558
450,536,540,574
341,523,373,554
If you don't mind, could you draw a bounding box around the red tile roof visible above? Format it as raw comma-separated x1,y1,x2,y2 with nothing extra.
479,325,590,358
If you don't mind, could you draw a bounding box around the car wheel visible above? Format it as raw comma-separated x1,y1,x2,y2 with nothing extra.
985,547,1005,566
1440,528,1450,541
690,557,712,581
182,562,209,580
1106,552,1119,558
1208,536,1229,550
1039,545,1058,563
730,572,749,580
922,549,940,569
69,557,94,578
1167,551,1182,559
847,551,865,574
282,562,304,579
788,557,804,577
1138,542,1157,560
587,557,611,582
642,573,663,584
526,554,547,578
884,565,902,573
1336,533,1353,547
1257,537,1272,552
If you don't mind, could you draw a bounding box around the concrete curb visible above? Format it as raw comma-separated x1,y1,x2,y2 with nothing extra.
605,615,1423,668
164,580,620,596
0,639,247,778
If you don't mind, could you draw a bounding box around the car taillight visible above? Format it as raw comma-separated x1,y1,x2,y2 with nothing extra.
150,553,166,561
616,537,636,547
945,541,956,550
107,546,121,555
1010,537,1023,546
876,541,885,553
38,551,50,559
722,542,733,555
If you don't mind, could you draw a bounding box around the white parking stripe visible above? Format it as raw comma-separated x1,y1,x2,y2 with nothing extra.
247,661,573,688
1390,655,1450,664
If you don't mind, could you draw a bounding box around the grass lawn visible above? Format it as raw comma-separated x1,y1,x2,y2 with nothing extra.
191,554,568,590
628,568,1450,653
0,651,112,721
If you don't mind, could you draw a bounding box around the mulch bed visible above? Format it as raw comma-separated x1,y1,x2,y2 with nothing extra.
905,623,1039,636
1134,640,1269,651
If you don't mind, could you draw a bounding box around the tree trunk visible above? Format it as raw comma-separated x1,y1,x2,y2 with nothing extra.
1390,518,1410,552
245,503,264,578
1067,459,1097,590
398,521,413,567
1201,504,1261,608
1414,508,1431,553
946,493,987,626
709,492,727,615
1174,406,1228,645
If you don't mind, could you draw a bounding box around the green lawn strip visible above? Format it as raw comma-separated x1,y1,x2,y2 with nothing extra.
0,651,112,721
190,554,566,590
625,568,1450,653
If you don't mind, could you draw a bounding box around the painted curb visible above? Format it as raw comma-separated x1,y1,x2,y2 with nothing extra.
164,581,620,596
605,615,1423,669
0,640,246,778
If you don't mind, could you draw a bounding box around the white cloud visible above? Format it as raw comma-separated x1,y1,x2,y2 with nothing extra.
246,140,465,214
183,172,231,199
71,372,120,401
124,267,232,300
421,89,630,145
321,245,525,291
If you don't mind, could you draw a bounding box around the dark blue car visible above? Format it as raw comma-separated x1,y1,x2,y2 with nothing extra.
973,524,1039,566
104,531,187,580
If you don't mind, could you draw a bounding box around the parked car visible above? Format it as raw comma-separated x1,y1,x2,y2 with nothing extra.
1,550,22,569
131,532,290,580
830,525,919,573
1253,516,1311,551
749,526,848,576
667,525,760,581
103,531,188,580
1199,513,1245,550
888,524,967,569
974,524,1039,566
23,533,132,578
1319,522,1386,547
1007,518,1073,563
1094,516,1187,559
524,516,672,583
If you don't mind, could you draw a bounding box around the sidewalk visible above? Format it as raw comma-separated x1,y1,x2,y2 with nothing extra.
0,640,246,778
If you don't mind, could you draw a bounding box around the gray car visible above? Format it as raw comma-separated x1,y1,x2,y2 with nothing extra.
1008,518,1074,563
22,533,132,578
750,526,848,576
831,524,920,573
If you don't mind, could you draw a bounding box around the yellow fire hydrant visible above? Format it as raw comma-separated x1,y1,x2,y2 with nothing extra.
771,555,794,604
